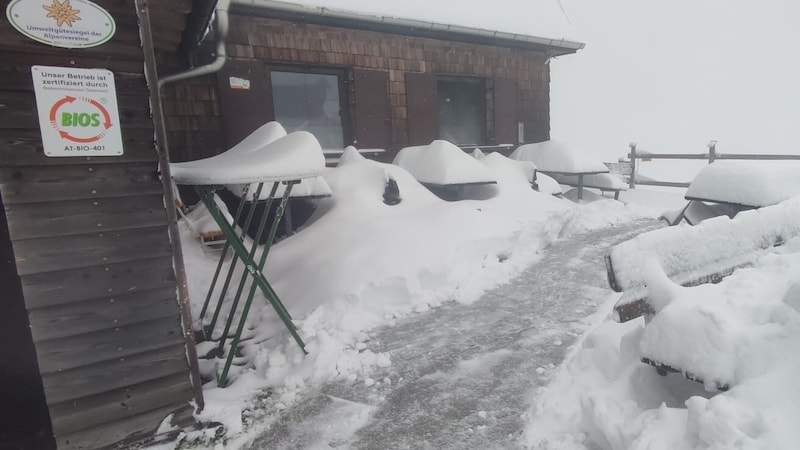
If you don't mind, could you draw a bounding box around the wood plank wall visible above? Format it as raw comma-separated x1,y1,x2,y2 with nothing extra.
164,14,551,162
0,0,198,448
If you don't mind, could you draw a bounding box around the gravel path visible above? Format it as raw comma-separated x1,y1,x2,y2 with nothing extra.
250,220,659,449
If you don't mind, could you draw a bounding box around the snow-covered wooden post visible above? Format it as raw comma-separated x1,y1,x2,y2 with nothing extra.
628,142,637,189
708,140,717,164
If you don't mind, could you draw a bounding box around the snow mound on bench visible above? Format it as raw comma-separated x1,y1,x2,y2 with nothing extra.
553,172,628,190
607,195,800,292
686,161,800,207
511,140,608,174
393,140,496,185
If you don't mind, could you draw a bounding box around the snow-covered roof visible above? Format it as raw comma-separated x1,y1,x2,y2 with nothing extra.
393,140,496,185
511,140,609,174
231,0,584,51
171,131,325,185
686,161,800,207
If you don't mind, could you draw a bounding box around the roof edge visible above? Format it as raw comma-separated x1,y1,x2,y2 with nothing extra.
231,0,585,54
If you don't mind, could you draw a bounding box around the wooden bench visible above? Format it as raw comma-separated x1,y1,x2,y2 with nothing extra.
606,201,800,388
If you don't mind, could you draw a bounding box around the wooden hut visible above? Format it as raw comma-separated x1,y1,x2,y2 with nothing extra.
0,0,208,448
162,0,585,163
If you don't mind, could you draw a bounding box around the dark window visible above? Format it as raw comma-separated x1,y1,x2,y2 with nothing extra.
437,77,486,146
270,71,346,149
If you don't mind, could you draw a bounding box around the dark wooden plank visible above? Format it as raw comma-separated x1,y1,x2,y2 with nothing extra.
0,50,147,75
20,256,176,309
5,194,168,240
28,286,180,342
353,68,391,148
56,402,193,450
11,225,173,276
216,60,272,147
0,90,154,130
35,315,185,374
41,343,189,405
405,72,438,145
493,77,518,145
0,162,163,205
0,128,158,166
49,372,193,436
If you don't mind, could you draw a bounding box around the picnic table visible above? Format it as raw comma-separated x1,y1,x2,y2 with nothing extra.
170,130,325,387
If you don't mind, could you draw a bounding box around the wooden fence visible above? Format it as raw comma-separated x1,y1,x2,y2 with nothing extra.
621,141,800,189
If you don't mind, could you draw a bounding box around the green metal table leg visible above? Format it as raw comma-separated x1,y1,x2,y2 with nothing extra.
204,183,265,339
197,184,250,330
215,183,279,355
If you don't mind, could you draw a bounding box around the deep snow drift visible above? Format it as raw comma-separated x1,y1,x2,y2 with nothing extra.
525,197,800,450
167,146,654,446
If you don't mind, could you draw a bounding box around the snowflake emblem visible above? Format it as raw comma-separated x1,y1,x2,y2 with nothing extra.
43,0,81,28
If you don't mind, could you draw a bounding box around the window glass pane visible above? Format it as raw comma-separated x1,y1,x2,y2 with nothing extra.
437,78,485,146
270,71,344,149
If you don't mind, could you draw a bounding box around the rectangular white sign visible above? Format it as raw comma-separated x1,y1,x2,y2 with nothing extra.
31,65,124,157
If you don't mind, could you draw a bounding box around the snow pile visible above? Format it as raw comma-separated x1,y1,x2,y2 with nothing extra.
393,140,496,185
511,140,609,174
171,131,325,185
226,176,332,200
524,236,800,450
537,173,563,196
686,161,800,207
606,196,800,292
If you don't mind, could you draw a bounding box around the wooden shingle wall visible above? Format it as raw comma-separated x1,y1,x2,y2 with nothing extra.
0,0,199,448
164,14,551,161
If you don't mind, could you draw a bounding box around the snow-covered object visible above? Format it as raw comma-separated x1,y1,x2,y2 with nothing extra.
392,140,496,185
552,172,628,190
337,145,367,167
171,131,324,185
526,236,800,449
510,140,609,174
470,147,486,159
264,0,581,45
686,161,800,207
225,121,287,156
607,196,800,293
481,152,536,185
226,177,333,200
536,172,563,195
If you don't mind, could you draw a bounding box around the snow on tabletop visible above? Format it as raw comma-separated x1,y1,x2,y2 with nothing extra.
525,236,800,449
511,140,609,174
552,172,628,190
392,140,496,185
226,176,333,200
267,0,582,44
686,161,800,207
171,131,325,185
607,195,800,292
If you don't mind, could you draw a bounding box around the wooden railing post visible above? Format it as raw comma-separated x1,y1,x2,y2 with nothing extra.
628,142,637,189
708,140,717,164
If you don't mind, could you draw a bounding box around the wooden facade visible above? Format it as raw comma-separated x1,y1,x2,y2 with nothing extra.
164,11,577,163
0,0,203,448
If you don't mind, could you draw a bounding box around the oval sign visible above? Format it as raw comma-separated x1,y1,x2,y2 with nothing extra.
6,0,116,49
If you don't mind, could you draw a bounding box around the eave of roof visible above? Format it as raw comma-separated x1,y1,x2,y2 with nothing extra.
230,0,585,55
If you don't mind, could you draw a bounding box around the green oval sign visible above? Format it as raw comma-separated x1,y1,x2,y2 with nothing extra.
6,0,116,49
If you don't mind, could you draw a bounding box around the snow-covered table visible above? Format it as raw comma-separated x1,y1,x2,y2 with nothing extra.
171,129,325,387
393,140,496,200
510,140,611,200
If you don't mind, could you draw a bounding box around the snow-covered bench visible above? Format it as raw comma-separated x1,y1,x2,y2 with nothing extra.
550,172,628,200
605,196,800,389
607,198,800,322
324,146,386,166
393,140,496,200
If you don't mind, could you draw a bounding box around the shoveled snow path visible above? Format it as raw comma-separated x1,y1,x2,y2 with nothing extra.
250,220,660,449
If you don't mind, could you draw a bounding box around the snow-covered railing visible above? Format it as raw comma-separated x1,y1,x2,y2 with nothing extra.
606,196,800,322
621,141,800,189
